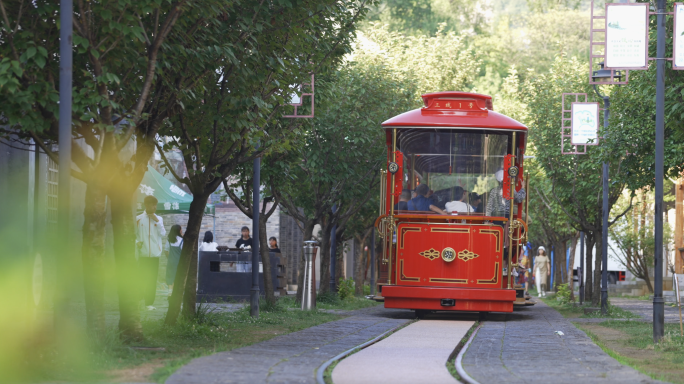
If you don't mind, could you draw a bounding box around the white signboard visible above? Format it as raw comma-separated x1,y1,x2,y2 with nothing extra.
675,4,684,69
571,103,599,145
605,3,649,69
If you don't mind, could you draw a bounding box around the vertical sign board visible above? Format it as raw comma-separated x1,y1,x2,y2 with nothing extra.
675,4,684,70
571,103,600,146
605,3,649,70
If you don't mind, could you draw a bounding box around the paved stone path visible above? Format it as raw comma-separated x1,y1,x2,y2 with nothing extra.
333,319,473,384
461,301,667,384
166,306,413,384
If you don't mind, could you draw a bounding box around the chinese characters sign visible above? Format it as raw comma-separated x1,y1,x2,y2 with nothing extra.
571,103,599,145
605,3,648,70
675,4,684,69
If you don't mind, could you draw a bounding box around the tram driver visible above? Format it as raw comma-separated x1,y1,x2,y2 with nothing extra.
407,184,447,215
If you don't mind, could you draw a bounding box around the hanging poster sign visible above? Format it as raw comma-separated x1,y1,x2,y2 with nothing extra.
675,4,684,69
605,3,649,70
571,102,600,145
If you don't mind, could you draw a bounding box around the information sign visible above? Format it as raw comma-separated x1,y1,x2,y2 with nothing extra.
675,4,684,69
571,103,599,145
605,3,649,70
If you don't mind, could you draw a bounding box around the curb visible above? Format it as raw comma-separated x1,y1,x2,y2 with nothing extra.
315,322,408,384
454,324,481,384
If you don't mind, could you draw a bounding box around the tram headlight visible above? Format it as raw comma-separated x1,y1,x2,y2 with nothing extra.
508,166,519,178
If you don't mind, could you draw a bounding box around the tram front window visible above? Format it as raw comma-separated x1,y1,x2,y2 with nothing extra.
398,130,510,217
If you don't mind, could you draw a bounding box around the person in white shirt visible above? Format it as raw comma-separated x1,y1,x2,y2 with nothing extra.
198,231,219,253
445,186,474,214
136,195,166,307
136,195,166,257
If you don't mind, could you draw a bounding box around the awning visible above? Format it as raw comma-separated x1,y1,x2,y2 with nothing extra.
136,165,214,215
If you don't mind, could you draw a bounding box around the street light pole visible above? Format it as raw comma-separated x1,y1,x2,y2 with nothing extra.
579,231,585,305
250,150,260,318
591,81,610,315
56,0,73,328
601,96,609,316
653,0,666,342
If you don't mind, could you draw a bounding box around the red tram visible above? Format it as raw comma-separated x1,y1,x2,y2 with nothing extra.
374,91,530,315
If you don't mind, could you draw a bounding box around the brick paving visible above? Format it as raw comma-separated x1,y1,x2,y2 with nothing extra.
608,298,682,324
165,306,413,384
461,301,667,384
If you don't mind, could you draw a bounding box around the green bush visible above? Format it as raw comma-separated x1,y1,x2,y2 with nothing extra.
555,283,573,305
363,284,371,296
338,277,355,301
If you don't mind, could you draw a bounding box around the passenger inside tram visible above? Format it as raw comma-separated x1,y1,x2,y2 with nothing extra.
407,184,447,215
484,168,526,218
445,186,473,214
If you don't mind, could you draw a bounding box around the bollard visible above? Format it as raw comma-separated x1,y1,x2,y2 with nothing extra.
302,240,318,310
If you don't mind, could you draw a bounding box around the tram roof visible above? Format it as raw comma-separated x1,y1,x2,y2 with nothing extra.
381,91,528,132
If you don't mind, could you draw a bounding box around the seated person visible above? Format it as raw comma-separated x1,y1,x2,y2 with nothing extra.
445,186,474,214
469,192,482,213
394,189,411,211
407,184,447,215
429,188,451,210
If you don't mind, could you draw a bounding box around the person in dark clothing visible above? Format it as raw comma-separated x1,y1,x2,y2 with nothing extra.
407,184,447,214
469,192,483,213
235,226,253,249
269,237,281,253
165,225,183,294
394,189,412,211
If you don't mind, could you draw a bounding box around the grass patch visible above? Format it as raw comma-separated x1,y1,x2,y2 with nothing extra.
278,293,380,311
576,321,684,384
21,298,344,383
541,294,639,319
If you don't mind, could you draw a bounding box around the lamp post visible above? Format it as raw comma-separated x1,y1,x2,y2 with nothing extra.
653,0,666,342
592,62,621,315
250,148,260,318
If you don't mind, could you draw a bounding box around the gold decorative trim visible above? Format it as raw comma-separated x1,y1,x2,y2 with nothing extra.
429,277,467,284
419,248,440,261
457,249,479,262
477,262,499,285
442,247,456,262
480,229,501,252
398,259,420,282
430,227,470,234
399,227,421,249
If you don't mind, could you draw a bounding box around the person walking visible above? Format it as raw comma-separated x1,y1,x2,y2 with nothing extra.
533,246,551,297
165,225,183,296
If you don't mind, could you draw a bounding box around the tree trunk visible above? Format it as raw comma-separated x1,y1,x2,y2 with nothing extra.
109,188,142,341
567,233,578,301
553,240,567,291
593,231,603,306
585,233,595,303
354,229,371,295
295,222,315,303
82,183,107,337
317,221,334,295
165,194,207,324
259,215,275,304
